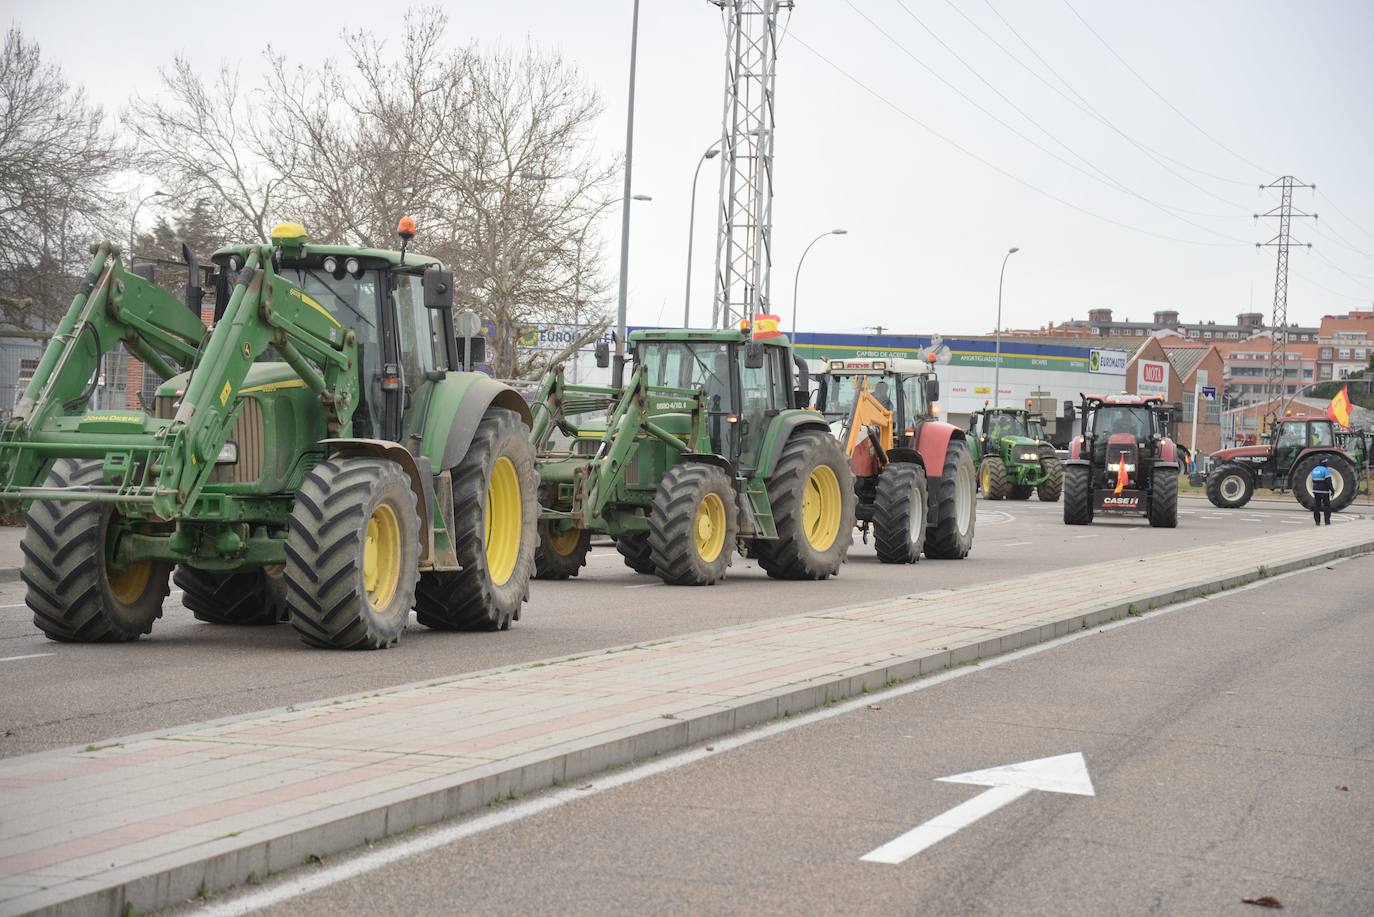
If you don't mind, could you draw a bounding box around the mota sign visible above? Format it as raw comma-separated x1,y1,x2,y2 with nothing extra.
1136,359,1170,397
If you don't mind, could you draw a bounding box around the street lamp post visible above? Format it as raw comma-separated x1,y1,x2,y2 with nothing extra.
683,142,721,327
612,0,641,389
790,229,848,339
993,246,1020,409
128,190,168,256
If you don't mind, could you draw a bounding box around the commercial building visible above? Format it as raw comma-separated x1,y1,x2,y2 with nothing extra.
1124,337,1223,457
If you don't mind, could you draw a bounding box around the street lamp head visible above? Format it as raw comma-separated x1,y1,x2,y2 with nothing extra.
704,149,721,160
831,229,849,236
632,194,653,202
1008,246,1020,254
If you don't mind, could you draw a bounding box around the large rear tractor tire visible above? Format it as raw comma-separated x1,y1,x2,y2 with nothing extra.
614,532,657,574
1149,466,1179,528
1292,454,1357,512
285,457,421,649
980,456,1010,500
175,566,286,625
23,459,172,643
873,463,928,564
417,408,538,632
1204,464,1253,509
648,463,737,585
1063,464,1094,525
925,439,977,559
754,431,855,580
1037,457,1064,502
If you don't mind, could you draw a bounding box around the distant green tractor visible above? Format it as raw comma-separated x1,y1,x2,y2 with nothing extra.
529,326,855,585
968,407,1063,501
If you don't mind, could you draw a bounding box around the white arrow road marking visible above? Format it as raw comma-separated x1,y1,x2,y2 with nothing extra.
861,752,1094,865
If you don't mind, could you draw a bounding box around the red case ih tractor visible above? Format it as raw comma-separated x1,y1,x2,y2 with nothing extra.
1205,415,1367,512
1063,393,1180,527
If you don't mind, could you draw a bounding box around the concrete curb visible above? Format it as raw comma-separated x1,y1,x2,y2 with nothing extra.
14,532,1374,917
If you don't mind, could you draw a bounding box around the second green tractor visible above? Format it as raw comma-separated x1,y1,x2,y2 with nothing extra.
968,407,1063,501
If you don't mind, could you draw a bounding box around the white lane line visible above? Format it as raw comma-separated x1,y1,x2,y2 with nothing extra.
192,556,1354,917
624,582,661,590
1074,534,1098,539
1003,542,1032,547
0,653,53,663
0,603,27,610
1279,520,1301,525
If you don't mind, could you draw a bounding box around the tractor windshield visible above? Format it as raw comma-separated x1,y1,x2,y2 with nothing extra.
1094,406,1150,440
989,413,1028,438
278,268,380,332
820,374,883,418
639,341,731,407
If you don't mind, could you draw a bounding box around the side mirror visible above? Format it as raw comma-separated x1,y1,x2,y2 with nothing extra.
456,335,486,370
925,376,939,404
744,341,765,369
180,241,203,316
594,340,610,369
423,268,454,310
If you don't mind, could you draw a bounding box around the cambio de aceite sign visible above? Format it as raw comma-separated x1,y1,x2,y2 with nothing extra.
1136,359,1169,397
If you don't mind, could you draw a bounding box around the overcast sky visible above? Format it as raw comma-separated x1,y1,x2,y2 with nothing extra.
11,0,1374,335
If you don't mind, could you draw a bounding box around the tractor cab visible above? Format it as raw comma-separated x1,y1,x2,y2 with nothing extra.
812,358,939,437
632,327,803,472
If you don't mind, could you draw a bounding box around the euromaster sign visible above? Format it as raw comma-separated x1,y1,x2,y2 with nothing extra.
1136,359,1170,397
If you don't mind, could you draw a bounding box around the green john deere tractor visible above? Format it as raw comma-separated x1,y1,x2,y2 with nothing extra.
968,407,1063,501
2,220,538,649
529,326,855,585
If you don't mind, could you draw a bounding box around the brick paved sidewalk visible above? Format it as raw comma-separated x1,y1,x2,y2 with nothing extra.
2,523,1371,916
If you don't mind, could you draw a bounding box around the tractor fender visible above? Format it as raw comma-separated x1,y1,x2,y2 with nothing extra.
424,373,534,474
680,452,736,475
913,422,963,480
1156,438,1178,463
1069,435,1086,460
757,411,831,478
1062,458,1090,467
321,438,434,562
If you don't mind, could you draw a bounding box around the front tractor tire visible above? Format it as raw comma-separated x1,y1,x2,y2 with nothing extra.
1149,466,1179,528
534,522,591,580
417,408,538,632
1292,453,1357,512
614,532,657,574
754,431,855,580
1063,464,1094,525
873,463,928,564
285,457,421,649
648,463,737,585
980,456,1010,500
1037,457,1064,502
23,459,172,643
925,438,977,559
1204,464,1253,509
1008,484,1034,501
175,566,286,626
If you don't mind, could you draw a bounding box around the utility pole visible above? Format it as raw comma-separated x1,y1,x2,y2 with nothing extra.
1255,176,1316,427
712,0,792,329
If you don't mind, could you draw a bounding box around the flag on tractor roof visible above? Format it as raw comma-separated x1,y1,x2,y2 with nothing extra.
752,313,782,339
1326,385,1353,428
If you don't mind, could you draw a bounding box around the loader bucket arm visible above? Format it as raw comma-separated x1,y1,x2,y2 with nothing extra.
839,379,895,458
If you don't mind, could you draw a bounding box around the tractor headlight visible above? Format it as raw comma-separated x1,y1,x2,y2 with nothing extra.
345,257,361,277
216,442,238,465
1108,461,1136,473
322,256,339,275
1019,451,1039,462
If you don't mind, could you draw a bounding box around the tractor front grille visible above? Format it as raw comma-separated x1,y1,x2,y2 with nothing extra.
210,398,266,484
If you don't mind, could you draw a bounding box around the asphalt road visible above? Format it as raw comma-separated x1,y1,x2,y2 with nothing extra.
237,553,1374,917
0,495,1362,757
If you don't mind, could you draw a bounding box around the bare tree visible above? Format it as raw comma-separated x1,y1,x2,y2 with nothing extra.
130,7,618,378
0,29,124,330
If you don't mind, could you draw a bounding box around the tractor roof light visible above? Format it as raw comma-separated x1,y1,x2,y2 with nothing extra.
271,221,308,257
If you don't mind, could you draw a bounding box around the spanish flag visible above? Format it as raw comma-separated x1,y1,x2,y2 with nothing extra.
1326,385,1353,428
752,313,783,339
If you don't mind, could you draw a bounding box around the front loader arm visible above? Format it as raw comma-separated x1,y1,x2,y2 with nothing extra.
155,247,357,517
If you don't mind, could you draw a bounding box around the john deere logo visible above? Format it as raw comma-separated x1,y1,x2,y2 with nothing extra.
1089,351,1101,372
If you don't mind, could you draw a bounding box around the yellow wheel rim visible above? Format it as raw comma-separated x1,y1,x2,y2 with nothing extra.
981,464,991,492
107,560,151,604
485,456,522,587
694,492,727,563
549,525,582,557
362,503,402,610
802,465,842,551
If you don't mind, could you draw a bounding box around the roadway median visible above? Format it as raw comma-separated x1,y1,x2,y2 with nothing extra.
2,521,1372,916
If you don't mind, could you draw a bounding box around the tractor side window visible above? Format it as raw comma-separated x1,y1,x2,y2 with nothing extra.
901,376,925,423
394,273,439,384
738,348,772,468
1309,423,1334,447
1276,422,1305,450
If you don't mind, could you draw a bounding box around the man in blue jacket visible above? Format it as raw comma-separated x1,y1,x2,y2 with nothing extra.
1310,457,1333,526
